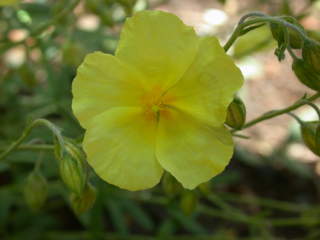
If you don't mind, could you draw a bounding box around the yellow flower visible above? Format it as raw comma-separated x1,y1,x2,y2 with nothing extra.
72,10,243,191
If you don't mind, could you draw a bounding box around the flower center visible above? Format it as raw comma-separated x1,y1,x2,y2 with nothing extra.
141,85,176,122
151,105,161,113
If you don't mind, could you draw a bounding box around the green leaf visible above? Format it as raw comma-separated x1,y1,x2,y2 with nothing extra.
240,23,266,36
233,25,276,59
157,218,177,236
105,199,129,235
121,199,154,231
168,208,207,234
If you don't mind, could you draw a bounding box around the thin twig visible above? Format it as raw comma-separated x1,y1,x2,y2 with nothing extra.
233,93,320,132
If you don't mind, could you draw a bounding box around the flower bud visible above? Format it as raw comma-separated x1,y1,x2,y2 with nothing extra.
60,154,86,195
226,96,246,129
162,173,183,197
270,17,304,49
180,191,198,216
70,183,97,215
198,182,211,196
292,59,320,91
302,40,320,73
300,121,320,156
23,170,48,211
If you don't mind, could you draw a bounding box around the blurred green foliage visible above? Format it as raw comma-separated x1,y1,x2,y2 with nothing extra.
1,0,320,239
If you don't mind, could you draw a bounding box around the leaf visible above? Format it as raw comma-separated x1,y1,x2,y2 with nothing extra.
240,23,266,36
120,199,154,231
157,218,177,236
168,208,207,234
105,199,129,235
233,25,276,59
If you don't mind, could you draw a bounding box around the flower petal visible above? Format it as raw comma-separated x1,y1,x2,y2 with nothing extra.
83,107,163,191
115,10,199,90
168,36,244,126
72,51,146,128
156,109,233,189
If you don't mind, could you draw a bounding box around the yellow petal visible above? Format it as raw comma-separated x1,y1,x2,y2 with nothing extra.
83,107,163,191
168,36,244,126
116,10,199,90
156,109,233,189
72,52,147,128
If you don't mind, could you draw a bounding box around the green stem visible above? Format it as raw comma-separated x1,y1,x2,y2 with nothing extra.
287,45,299,60
233,92,320,132
0,144,54,152
287,112,304,125
283,27,299,60
224,15,309,52
219,192,309,213
135,195,317,227
0,0,81,53
238,12,268,25
0,119,63,161
232,133,250,139
301,100,320,120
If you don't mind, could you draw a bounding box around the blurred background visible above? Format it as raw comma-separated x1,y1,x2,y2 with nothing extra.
1,0,320,239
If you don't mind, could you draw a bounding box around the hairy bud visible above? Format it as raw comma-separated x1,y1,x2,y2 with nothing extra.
198,182,211,196
180,191,198,216
70,183,97,215
226,96,246,129
24,170,48,211
162,173,183,197
301,121,320,157
302,40,320,73
270,17,304,49
60,154,86,195
292,59,320,91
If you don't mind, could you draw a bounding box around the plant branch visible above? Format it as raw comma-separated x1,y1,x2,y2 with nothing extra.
232,92,320,132
224,14,309,52
0,144,54,152
0,119,63,161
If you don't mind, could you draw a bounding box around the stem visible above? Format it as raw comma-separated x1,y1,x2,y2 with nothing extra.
219,192,309,213
136,195,317,227
283,27,299,60
0,119,63,161
287,45,299,60
232,133,250,139
35,151,44,171
233,93,320,132
287,112,303,125
0,144,54,152
224,15,309,52
238,12,268,25
301,100,320,120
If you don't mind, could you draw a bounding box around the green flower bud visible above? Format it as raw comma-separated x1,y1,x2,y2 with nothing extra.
226,96,246,129
270,17,304,49
302,40,320,73
180,191,198,216
300,121,320,156
60,154,86,195
23,170,48,211
70,183,97,215
162,172,183,197
292,59,320,91
198,182,211,196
